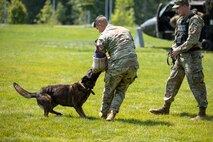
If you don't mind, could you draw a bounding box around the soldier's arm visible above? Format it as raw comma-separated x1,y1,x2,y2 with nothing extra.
96,34,108,55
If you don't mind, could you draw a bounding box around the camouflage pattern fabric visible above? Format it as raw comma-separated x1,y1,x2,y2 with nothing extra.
165,13,208,108
172,13,204,52
96,24,139,113
96,24,139,73
101,67,137,113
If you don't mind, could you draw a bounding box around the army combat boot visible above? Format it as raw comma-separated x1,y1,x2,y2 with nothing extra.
99,112,107,119
149,102,171,115
198,107,206,117
106,110,116,121
191,107,206,120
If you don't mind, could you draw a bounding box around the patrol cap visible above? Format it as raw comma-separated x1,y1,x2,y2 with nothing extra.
172,0,189,9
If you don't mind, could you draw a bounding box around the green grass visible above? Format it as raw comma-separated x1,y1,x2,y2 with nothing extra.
0,25,213,142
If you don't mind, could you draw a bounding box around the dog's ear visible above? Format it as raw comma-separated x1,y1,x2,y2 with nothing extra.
86,69,93,78
81,76,93,89
81,75,88,83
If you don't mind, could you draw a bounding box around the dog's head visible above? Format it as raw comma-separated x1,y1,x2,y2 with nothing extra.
81,69,101,90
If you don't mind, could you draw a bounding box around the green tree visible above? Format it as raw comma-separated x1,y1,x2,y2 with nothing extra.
8,0,27,24
55,2,65,24
36,0,55,24
0,0,5,23
55,0,79,25
21,0,46,24
111,0,135,26
70,0,95,24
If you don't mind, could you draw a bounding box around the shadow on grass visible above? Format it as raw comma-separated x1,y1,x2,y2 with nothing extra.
61,114,213,122
179,112,213,121
116,118,173,126
62,115,173,126
179,112,196,118
86,116,173,126
86,116,99,120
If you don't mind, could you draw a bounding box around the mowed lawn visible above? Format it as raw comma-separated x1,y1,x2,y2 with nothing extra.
0,25,213,142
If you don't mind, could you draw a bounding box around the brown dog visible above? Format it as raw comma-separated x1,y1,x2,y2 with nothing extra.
13,69,101,118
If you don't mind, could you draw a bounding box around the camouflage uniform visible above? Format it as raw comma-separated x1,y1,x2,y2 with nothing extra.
165,13,208,108
96,24,139,114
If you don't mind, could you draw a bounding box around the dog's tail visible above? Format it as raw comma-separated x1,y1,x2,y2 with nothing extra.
13,82,37,98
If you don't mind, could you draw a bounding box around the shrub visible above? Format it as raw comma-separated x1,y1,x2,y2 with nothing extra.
8,0,27,24
36,0,59,24
111,0,135,26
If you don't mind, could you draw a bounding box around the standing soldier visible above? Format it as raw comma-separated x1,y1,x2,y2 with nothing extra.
149,0,208,119
92,15,139,121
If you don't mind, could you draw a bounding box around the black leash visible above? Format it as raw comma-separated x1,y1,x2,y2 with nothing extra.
167,48,175,66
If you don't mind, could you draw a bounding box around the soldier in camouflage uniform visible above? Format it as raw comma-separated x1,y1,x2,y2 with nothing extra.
93,15,139,121
149,0,208,119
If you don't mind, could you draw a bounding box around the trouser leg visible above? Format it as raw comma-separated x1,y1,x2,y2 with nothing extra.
183,52,208,108
164,61,185,103
150,60,185,115
110,68,137,113
186,70,208,108
100,89,114,114
100,73,122,114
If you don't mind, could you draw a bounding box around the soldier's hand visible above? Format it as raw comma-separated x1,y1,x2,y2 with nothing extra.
171,49,180,59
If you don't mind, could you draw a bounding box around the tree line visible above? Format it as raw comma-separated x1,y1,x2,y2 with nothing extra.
0,0,169,26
